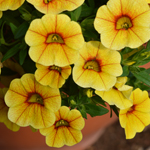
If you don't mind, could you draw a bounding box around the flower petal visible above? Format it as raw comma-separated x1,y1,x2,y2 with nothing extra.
25,19,47,46
5,79,28,107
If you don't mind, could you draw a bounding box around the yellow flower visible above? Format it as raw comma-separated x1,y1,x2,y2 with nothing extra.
0,0,25,18
26,0,85,15
94,0,150,50
95,77,133,109
73,41,122,91
35,63,71,89
0,88,20,132
40,106,85,148
25,14,84,67
119,88,150,139
5,74,61,129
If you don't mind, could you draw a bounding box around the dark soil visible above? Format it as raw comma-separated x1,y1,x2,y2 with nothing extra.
86,120,150,150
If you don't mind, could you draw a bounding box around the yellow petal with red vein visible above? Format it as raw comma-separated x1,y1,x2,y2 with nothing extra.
55,14,71,33
135,97,150,113
102,29,128,50
5,80,28,107
41,14,57,33
59,106,70,120
53,44,79,67
35,84,61,113
27,0,84,15
125,120,136,139
8,103,55,129
62,0,84,11
67,109,85,130
29,44,54,66
64,127,82,146
79,41,99,60
29,104,56,129
95,88,132,109
40,125,55,136
126,112,145,133
8,103,31,126
8,0,25,10
48,127,65,148
20,73,35,93
45,127,64,147
36,63,48,69
63,22,84,50
61,66,71,79
133,10,150,27
0,0,25,11
107,0,122,17
119,112,127,128
35,68,50,86
25,19,47,47
127,27,150,48
94,5,115,33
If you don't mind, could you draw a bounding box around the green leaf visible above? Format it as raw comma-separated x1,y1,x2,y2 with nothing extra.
146,40,150,51
77,95,90,105
14,22,29,39
1,43,21,62
134,82,150,91
146,68,150,74
80,3,93,18
132,70,150,86
78,105,87,119
19,47,27,65
88,0,95,8
9,23,17,35
71,6,82,21
121,65,129,77
120,47,134,55
91,95,106,106
84,104,108,117
110,105,119,117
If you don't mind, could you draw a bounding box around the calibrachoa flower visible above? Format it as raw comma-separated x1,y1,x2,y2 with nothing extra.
94,0,150,50
95,77,133,109
73,41,122,91
40,106,85,148
35,63,71,89
25,14,84,67
0,0,25,18
27,0,85,15
0,88,20,132
5,74,61,129
119,88,150,139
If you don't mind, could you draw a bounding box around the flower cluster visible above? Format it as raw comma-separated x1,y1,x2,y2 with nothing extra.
1,0,150,148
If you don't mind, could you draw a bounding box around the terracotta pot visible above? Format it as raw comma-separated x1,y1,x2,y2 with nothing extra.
0,104,117,150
